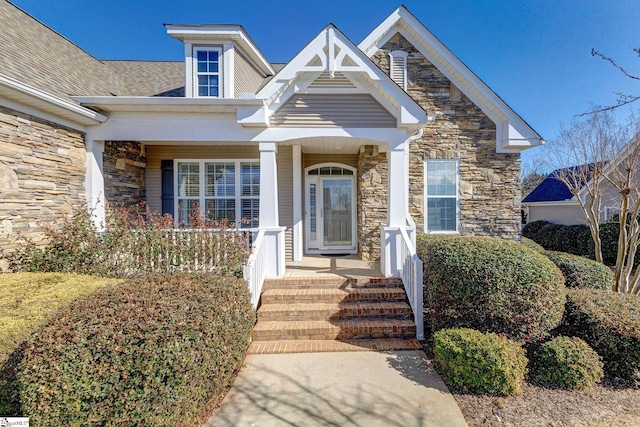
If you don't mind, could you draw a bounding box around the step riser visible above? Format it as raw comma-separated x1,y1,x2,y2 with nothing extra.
263,278,403,290
258,309,412,322
260,291,407,305
252,328,416,341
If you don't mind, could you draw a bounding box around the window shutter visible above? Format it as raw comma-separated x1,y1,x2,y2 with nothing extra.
161,160,174,216
389,50,408,90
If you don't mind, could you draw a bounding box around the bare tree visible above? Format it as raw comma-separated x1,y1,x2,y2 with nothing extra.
541,110,640,294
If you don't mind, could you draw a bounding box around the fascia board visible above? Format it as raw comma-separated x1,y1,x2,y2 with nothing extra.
73,96,263,114
521,200,579,207
0,74,107,125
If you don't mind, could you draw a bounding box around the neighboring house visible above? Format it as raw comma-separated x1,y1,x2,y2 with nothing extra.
0,2,543,277
522,164,622,225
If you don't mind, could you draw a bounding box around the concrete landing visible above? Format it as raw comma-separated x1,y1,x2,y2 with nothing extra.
205,351,468,427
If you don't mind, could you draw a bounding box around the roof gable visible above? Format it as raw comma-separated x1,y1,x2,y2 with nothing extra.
240,24,427,129
359,6,543,153
522,165,592,203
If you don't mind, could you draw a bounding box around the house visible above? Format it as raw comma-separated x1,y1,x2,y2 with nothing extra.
0,2,542,331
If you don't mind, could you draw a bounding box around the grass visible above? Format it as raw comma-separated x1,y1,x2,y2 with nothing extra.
0,272,119,362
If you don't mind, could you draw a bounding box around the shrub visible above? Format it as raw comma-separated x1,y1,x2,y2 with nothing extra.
0,273,118,416
418,235,566,343
433,328,528,396
9,204,248,277
522,220,550,239
560,288,640,383
18,274,255,426
521,237,544,253
529,336,603,390
545,251,613,291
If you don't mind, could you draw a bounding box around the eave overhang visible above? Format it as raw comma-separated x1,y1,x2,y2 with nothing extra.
359,6,544,153
73,96,264,114
164,24,274,76
0,74,107,129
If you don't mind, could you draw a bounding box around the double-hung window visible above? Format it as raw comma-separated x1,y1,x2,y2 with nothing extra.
176,160,259,227
194,48,221,97
424,160,459,232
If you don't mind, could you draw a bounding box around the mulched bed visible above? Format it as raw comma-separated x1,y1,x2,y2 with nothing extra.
451,379,640,427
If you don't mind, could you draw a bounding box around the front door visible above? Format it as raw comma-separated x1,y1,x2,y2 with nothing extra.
305,165,356,253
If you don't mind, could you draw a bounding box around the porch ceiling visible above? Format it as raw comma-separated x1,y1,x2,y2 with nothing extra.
283,136,379,154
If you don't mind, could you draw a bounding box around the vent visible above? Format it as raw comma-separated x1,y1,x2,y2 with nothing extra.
389,50,408,90
309,72,356,89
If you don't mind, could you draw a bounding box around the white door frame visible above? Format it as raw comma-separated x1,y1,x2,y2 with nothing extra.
304,163,357,254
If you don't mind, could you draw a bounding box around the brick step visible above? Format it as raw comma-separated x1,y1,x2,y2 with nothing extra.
257,302,412,321
252,319,416,341
260,287,408,305
263,277,403,290
247,339,422,354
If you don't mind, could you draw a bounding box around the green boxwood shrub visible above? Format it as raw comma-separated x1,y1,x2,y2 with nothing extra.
529,336,603,390
18,274,256,426
560,288,640,383
433,328,528,396
545,251,613,290
522,220,551,239
417,235,566,343
521,237,545,253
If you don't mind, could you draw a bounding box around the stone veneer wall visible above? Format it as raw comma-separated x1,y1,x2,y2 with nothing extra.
372,33,522,240
103,141,146,207
357,145,387,260
0,106,86,270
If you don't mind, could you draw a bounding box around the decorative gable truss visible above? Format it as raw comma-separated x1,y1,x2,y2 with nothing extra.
359,6,544,153
238,25,427,131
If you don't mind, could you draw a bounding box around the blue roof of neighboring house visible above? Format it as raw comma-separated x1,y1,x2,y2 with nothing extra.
522,165,593,203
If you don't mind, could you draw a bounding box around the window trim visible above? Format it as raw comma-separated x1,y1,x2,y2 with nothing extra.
424,159,460,233
193,47,223,98
174,159,259,227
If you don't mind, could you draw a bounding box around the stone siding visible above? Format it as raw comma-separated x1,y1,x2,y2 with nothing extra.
0,106,86,269
357,145,387,260
372,33,522,240
104,141,146,207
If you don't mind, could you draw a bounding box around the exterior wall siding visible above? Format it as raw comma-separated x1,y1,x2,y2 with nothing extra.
103,141,146,207
145,144,294,260
527,204,586,225
0,106,86,270
234,50,264,97
372,33,522,240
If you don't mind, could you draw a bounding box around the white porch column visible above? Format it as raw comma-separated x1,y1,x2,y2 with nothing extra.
382,139,409,277
292,144,303,261
85,138,105,230
259,141,286,277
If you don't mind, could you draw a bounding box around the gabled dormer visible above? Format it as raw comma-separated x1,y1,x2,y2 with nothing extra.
165,24,274,99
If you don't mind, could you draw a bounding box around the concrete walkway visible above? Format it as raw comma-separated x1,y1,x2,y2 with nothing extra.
205,350,468,427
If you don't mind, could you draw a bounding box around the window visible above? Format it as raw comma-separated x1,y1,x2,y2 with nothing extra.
194,48,221,97
604,207,620,222
176,160,259,227
424,160,459,232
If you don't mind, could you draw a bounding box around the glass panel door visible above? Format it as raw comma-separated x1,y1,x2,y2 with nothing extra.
322,179,353,247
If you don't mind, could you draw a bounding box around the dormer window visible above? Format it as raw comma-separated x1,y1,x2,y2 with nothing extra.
194,48,222,97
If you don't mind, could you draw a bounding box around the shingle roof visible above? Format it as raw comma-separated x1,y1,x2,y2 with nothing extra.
103,61,185,97
0,1,127,102
522,165,593,203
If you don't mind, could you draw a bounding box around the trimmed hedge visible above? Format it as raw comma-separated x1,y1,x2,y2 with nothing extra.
545,251,613,291
529,336,603,390
522,220,551,239
433,328,528,396
418,235,566,343
521,237,545,253
18,274,255,426
560,288,640,383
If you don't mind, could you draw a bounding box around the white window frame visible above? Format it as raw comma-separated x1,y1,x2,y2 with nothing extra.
603,206,620,222
193,47,223,98
174,159,259,228
424,159,460,233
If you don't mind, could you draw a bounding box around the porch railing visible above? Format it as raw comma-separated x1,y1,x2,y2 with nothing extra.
398,226,424,340
243,228,267,308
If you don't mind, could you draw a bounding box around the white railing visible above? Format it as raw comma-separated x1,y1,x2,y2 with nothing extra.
399,226,424,340
243,229,267,308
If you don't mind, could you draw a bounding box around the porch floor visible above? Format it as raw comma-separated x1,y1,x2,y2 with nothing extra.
284,255,382,278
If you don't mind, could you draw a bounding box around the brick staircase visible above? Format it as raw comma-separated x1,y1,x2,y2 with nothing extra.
247,276,420,354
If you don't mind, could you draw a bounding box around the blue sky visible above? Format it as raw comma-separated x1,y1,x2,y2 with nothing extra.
10,0,640,170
